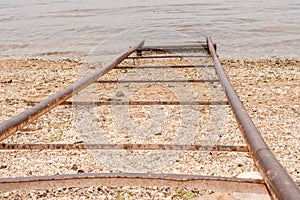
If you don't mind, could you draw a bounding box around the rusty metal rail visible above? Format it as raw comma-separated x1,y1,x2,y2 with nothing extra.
115,64,214,69
0,173,267,193
207,36,300,200
0,143,248,152
127,55,209,59
62,100,229,106
0,37,299,199
0,40,144,141
96,79,219,83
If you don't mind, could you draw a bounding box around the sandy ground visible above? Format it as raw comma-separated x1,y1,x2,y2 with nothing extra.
0,57,299,199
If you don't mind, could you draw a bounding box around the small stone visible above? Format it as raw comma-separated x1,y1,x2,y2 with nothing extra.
71,164,78,171
0,79,12,83
0,165,7,169
237,171,262,179
37,190,47,197
115,91,125,97
2,192,10,197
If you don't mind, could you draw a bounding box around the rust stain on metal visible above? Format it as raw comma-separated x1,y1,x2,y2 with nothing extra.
0,173,268,193
0,143,249,152
62,100,228,106
207,36,300,200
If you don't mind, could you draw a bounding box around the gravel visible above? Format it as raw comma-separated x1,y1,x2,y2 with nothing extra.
0,57,299,199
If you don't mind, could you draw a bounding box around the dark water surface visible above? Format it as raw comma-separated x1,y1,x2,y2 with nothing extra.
0,0,299,60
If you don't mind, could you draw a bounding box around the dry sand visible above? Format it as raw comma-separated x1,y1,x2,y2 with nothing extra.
0,57,299,199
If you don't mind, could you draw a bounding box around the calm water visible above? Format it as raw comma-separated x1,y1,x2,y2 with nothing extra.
0,0,299,60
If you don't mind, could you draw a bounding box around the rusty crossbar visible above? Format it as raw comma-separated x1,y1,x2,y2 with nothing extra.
18,100,229,106
137,43,216,52
0,37,299,199
127,55,209,59
138,43,207,49
96,79,220,83
63,100,229,106
0,143,248,152
0,173,267,193
115,64,215,69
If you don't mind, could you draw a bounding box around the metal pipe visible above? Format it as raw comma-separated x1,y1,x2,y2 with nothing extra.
138,43,216,52
14,100,228,106
0,143,249,152
127,55,209,59
62,100,229,106
206,36,300,200
138,44,207,50
115,64,215,69
0,173,267,193
97,79,219,83
0,40,145,141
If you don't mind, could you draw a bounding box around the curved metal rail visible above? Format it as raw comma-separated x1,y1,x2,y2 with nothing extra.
0,173,267,194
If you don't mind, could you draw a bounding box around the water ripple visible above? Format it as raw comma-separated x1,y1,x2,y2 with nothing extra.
0,0,299,59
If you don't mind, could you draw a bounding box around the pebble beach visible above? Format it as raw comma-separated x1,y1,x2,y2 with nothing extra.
0,57,299,199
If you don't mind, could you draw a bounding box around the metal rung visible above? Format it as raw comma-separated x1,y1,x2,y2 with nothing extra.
64,101,229,106
137,43,216,52
115,64,215,69
0,143,249,152
97,79,220,83
127,55,210,59
137,47,206,53
138,43,207,50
